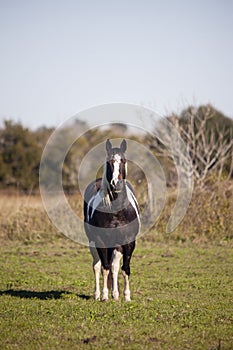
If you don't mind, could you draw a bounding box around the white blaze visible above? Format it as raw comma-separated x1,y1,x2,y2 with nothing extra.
111,154,121,186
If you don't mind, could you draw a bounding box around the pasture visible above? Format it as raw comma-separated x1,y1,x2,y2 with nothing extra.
0,195,232,349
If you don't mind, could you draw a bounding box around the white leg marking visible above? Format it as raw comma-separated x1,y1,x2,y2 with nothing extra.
111,249,123,301
90,246,101,300
122,270,131,302
93,260,101,300
102,268,109,301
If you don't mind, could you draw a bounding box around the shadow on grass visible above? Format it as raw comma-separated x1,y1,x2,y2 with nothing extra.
0,289,91,300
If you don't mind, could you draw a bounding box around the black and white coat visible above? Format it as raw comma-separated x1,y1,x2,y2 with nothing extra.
84,139,140,301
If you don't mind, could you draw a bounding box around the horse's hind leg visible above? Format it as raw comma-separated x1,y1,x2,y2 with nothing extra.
111,248,123,301
89,245,101,300
102,268,109,301
122,270,131,301
122,241,135,301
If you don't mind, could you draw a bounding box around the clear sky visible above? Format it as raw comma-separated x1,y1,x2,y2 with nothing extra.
0,0,233,129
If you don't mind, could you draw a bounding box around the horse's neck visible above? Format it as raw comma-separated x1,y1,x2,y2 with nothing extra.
100,162,128,204
100,174,110,196
100,176,127,203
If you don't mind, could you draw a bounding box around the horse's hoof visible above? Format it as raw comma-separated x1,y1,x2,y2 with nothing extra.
124,297,131,302
112,292,119,301
102,298,109,302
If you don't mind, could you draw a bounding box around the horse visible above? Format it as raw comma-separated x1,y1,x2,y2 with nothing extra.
83,139,140,301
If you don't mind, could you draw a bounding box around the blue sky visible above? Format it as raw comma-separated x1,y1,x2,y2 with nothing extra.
0,0,233,129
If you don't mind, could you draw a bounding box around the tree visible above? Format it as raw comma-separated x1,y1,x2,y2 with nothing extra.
178,105,233,186
0,120,41,191
149,104,233,188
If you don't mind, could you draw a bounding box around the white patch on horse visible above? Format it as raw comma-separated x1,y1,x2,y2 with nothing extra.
125,184,140,222
111,154,121,186
125,161,128,176
87,192,103,221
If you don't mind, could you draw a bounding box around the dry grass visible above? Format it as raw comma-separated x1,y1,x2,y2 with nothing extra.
0,180,233,246
0,193,42,213
0,194,59,242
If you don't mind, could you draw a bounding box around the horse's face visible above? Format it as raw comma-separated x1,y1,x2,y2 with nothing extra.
105,139,127,192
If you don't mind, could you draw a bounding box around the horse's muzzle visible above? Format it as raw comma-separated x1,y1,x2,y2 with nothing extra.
112,179,124,193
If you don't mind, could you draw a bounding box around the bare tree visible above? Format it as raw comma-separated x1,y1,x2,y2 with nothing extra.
150,105,233,189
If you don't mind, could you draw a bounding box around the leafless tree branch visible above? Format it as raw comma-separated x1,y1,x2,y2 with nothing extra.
150,105,233,189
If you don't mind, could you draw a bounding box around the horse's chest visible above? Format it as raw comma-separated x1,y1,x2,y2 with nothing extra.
112,205,136,221
109,214,125,228
93,207,135,228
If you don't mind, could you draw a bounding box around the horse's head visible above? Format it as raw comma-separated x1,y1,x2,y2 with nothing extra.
105,139,127,193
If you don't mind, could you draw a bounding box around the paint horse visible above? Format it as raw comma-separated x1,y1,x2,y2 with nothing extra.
84,139,140,301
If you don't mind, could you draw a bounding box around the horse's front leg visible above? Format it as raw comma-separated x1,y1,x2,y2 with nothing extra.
111,249,122,301
96,247,111,301
90,245,101,300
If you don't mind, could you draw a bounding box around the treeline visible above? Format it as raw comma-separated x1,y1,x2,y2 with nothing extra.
0,121,53,191
0,104,232,193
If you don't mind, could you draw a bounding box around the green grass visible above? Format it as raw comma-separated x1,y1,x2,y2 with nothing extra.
0,239,232,350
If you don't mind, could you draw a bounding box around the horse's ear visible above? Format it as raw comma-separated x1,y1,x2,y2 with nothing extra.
106,139,112,153
120,139,127,153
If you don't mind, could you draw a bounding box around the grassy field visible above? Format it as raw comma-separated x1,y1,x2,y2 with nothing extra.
0,195,233,349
